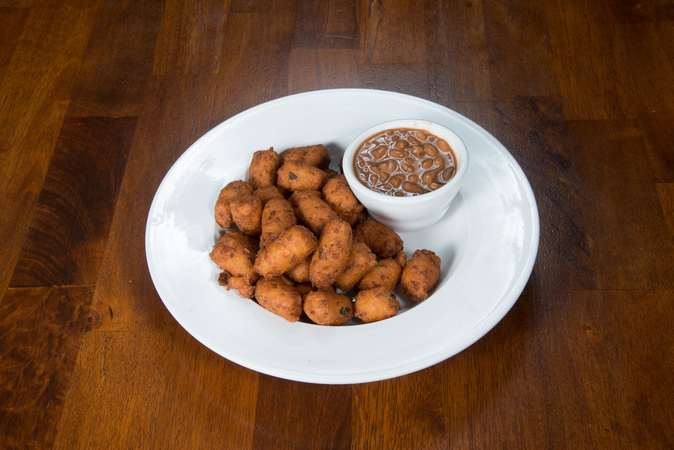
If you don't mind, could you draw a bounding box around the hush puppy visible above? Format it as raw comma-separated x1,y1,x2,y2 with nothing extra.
209,229,260,284
304,291,354,326
248,148,283,189
401,249,441,303
277,161,326,191
333,241,377,292
254,225,318,278
354,219,404,258
356,257,404,292
354,287,401,323
214,180,254,228
281,144,330,169
255,277,303,322
289,190,339,235
230,194,263,237
309,219,353,290
260,198,296,249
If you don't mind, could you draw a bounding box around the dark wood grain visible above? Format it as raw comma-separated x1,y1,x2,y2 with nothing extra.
10,116,136,287
252,378,351,449
567,119,674,290
2,0,674,448
0,8,30,83
492,97,594,290
66,0,164,117
0,286,93,450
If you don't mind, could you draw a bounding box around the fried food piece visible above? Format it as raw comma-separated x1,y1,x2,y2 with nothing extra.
254,225,318,278
303,291,354,326
281,144,330,169
214,180,254,228
323,168,340,181
354,287,401,323
356,257,403,292
286,254,311,283
209,229,260,284
230,194,263,237
260,198,296,249
226,274,256,299
322,175,366,226
310,219,353,290
248,148,283,189
255,277,303,322
401,249,441,303
253,185,285,205
354,219,404,258
393,251,407,268
289,190,339,235
277,161,326,192
333,241,378,292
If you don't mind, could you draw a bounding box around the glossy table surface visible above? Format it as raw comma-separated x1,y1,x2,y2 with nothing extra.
2,0,673,448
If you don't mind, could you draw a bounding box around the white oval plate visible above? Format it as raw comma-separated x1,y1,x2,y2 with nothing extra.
145,89,539,384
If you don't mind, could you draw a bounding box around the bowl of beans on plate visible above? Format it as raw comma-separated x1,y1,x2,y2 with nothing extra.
342,119,469,231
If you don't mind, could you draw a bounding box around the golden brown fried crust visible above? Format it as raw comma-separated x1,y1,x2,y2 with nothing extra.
354,287,401,323
281,144,330,169
230,194,263,237
288,190,339,235
322,176,365,226
260,198,297,249
401,249,441,303
214,180,254,228
356,257,403,292
255,277,303,322
226,276,256,299
253,185,285,205
277,161,327,191
303,291,354,326
309,219,353,290
393,251,407,268
209,229,260,283
248,148,283,189
354,219,404,259
333,241,378,292
285,254,312,283
253,225,318,278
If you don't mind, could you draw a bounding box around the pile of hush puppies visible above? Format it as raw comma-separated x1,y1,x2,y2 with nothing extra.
209,144,442,325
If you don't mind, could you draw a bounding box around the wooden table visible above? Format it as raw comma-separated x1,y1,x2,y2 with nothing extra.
2,0,673,448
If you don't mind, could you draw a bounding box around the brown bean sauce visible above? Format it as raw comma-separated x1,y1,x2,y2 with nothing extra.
353,128,457,196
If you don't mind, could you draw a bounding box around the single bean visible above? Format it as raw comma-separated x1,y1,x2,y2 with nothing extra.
389,148,408,158
410,146,424,159
421,171,435,185
400,162,415,173
368,173,379,185
441,167,455,181
371,145,387,159
408,174,419,183
433,157,443,167
394,140,408,149
423,144,439,157
389,174,405,188
437,139,451,152
421,159,433,169
378,159,398,172
408,137,420,145
379,171,390,183
414,131,428,141
403,156,415,165
370,165,380,172
429,182,441,190
402,181,428,194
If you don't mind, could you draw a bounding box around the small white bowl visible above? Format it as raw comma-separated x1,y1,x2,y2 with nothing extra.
342,119,469,231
